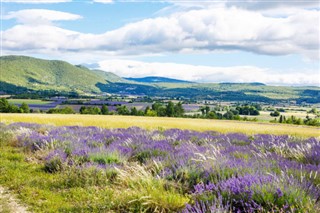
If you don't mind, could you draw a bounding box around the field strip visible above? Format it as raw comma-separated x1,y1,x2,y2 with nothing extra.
1,113,319,137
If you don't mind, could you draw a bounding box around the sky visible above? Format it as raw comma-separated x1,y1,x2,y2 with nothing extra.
1,0,320,86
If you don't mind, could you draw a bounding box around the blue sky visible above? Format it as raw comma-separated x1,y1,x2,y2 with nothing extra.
1,0,320,85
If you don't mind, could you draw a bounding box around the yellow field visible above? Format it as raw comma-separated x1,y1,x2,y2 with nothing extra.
1,113,319,137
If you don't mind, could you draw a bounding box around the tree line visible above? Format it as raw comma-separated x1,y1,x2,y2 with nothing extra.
48,101,185,118
1,98,318,126
196,104,260,121
0,98,30,113
271,115,319,126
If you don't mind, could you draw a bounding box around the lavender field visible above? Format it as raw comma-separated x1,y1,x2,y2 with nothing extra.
0,122,319,212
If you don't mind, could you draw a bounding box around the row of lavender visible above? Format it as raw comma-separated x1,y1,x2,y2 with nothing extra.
1,122,319,212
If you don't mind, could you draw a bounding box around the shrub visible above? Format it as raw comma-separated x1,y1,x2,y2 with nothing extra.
270,111,280,117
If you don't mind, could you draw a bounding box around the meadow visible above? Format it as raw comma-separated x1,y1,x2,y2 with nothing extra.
7,99,53,105
241,111,316,122
0,122,319,212
1,113,319,138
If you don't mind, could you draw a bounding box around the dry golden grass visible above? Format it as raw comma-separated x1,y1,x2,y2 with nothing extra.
243,111,316,122
1,113,319,137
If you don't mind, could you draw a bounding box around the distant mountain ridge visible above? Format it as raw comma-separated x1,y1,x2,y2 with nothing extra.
0,55,319,103
124,76,193,84
0,55,105,93
219,82,266,86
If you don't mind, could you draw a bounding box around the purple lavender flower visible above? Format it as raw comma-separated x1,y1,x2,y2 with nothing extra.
276,188,283,198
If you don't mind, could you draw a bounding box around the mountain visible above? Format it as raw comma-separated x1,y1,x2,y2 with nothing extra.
124,76,193,84
0,55,105,94
219,82,266,86
91,69,131,83
0,55,319,103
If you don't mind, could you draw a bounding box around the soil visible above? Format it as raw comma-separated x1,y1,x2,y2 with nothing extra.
0,186,29,213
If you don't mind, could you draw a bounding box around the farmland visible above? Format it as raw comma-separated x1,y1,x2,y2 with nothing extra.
1,113,319,137
1,0,320,212
4,94,318,124
0,122,319,212
7,99,53,105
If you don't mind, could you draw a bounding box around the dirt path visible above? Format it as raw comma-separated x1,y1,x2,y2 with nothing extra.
0,186,30,213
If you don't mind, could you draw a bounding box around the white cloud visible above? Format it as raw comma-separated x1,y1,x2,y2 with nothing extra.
3,9,82,25
164,0,319,11
2,25,81,50
97,60,320,86
2,0,71,3
2,7,319,59
224,0,319,11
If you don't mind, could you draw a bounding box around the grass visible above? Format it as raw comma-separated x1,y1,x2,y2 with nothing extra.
7,99,53,105
1,113,319,137
0,146,107,212
0,146,188,212
244,111,316,122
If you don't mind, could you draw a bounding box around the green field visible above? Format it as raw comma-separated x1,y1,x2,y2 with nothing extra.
1,113,319,137
7,99,53,105
242,110,316,122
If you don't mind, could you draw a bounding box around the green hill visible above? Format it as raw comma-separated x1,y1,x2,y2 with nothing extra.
0,56,106,94
90,69,131,83
0,55,319,103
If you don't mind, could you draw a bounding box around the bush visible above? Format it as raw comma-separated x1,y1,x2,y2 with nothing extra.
44,157,64,173
270,111,280,117
47,107,75,114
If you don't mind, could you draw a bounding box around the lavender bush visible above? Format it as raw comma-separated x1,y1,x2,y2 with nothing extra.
1,122,319,212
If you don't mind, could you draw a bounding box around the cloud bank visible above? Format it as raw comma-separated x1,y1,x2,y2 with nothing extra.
3,9,82,24
97,60,320,86
2,2,319,86
2,7,319,59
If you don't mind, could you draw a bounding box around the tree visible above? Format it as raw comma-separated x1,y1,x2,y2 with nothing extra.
116,105,130,115
205,105,210,116
47,107,75,114
79,106,86,114
79,106,100,114
152,103,162,111
0,98,10,112
230,109,239,115
207,111,217,119
101,105,109,115
166,101,175,117
137,110,145,116
8,104,19,113
279,115,283,123
152,103,166,116
130,107,138,116
223,111,234,120
20,102,30,113
146,109,157,117
200,106,206,116
236,105,260,116
157,107,167,117
270,111,280,117
92,107,101,115
144,106,151,115
174,102,184,117
0,98,19,113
